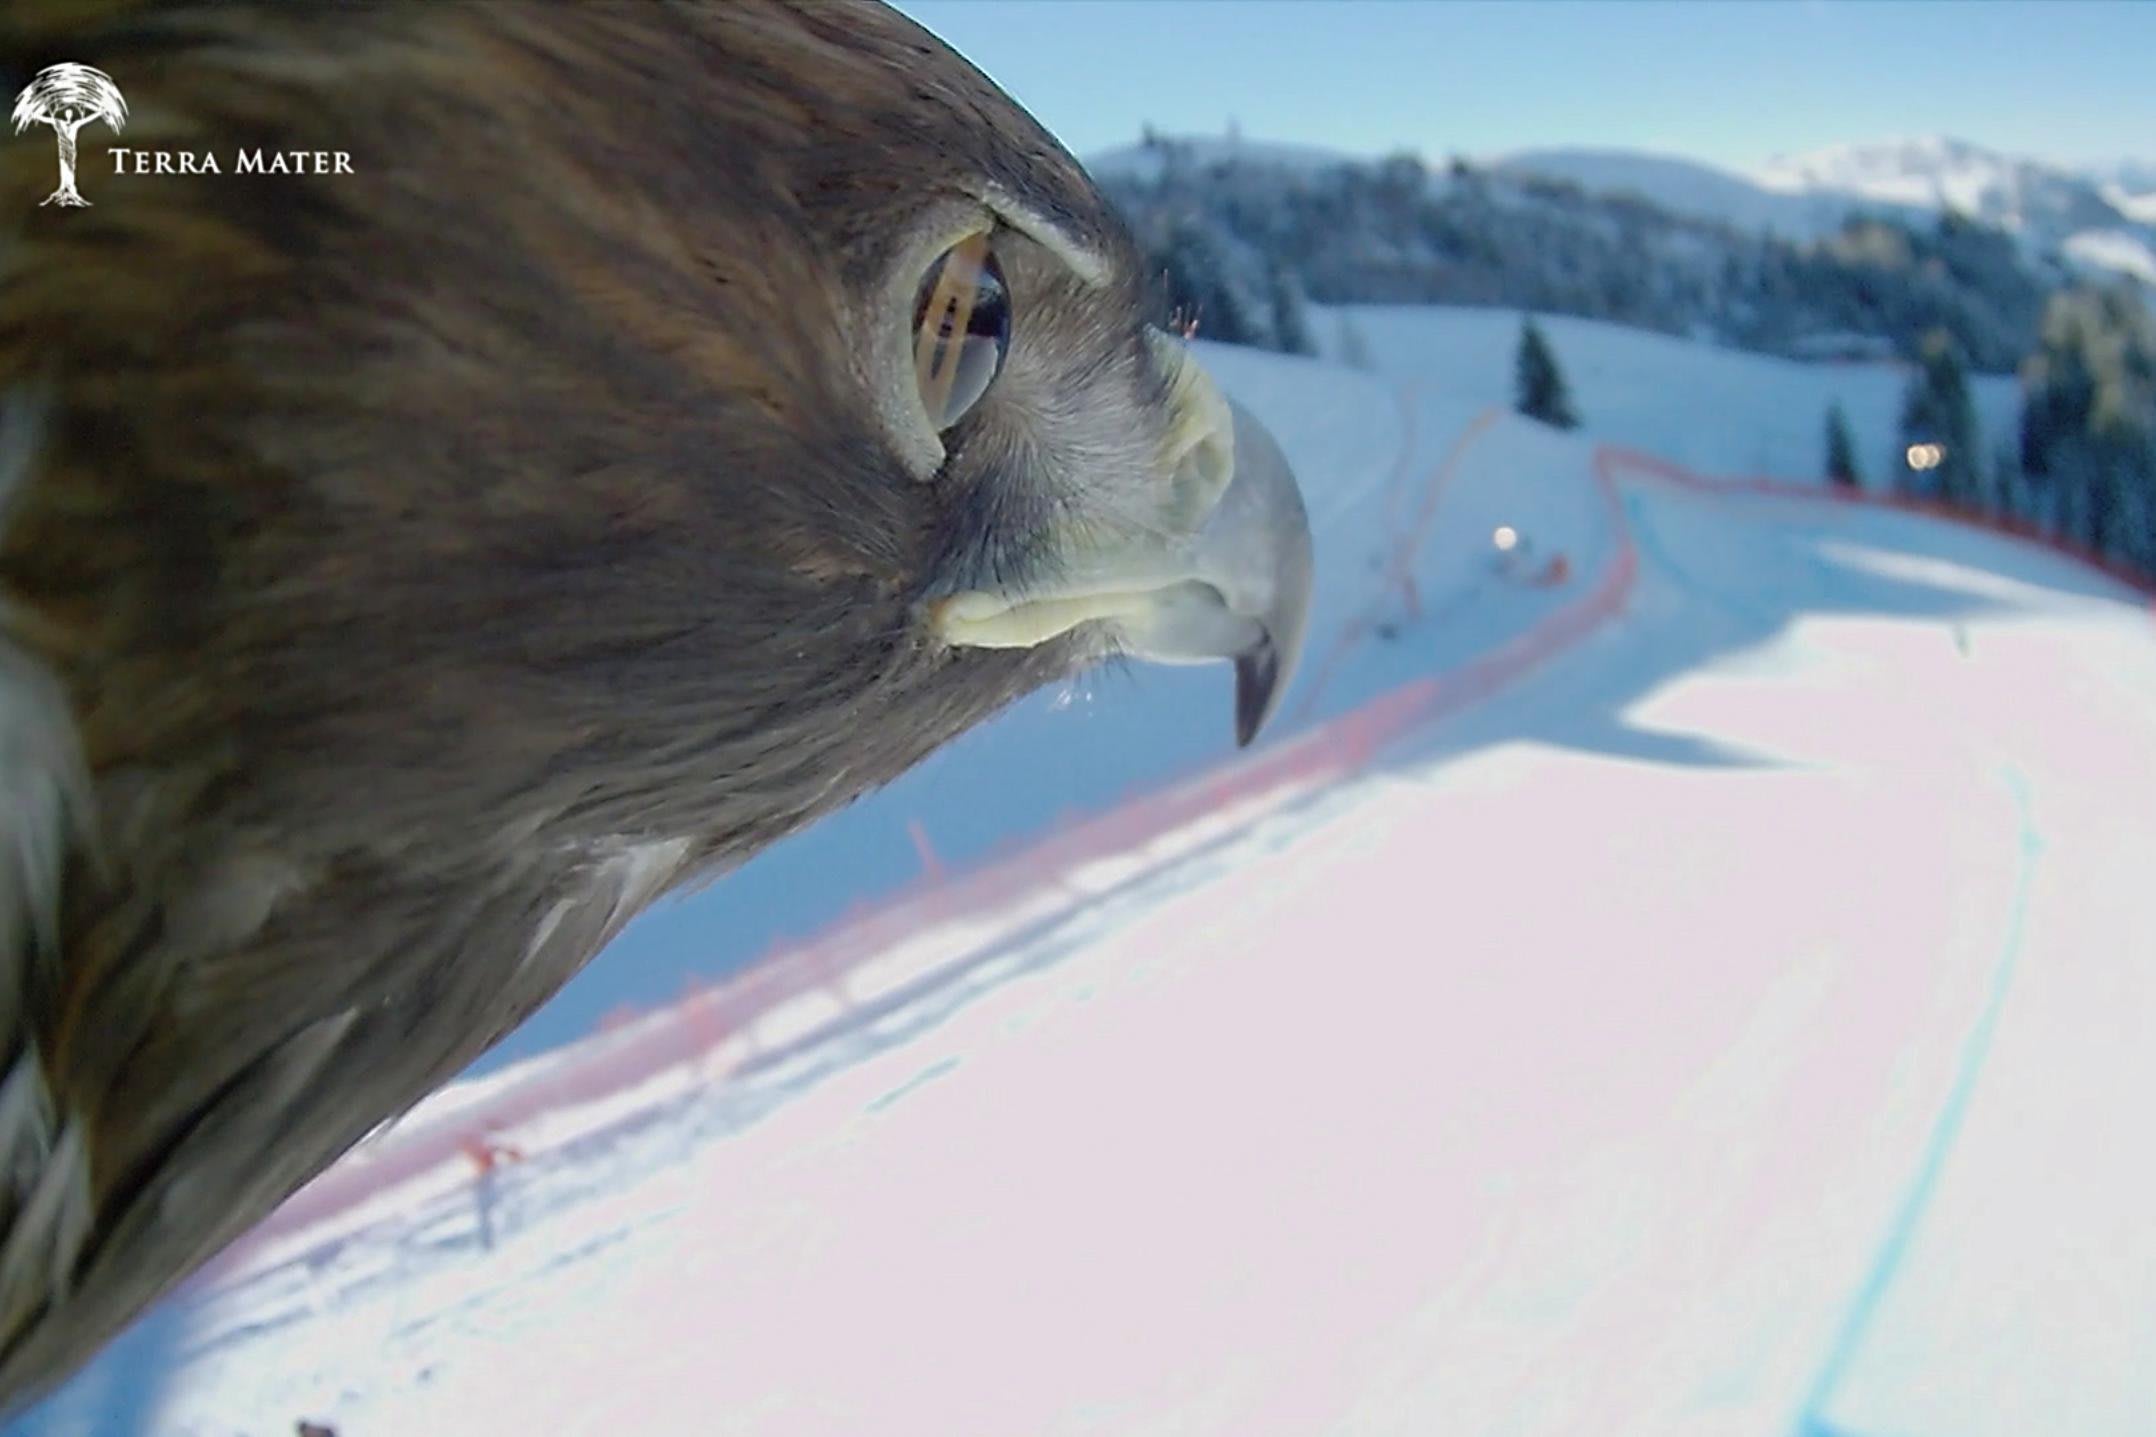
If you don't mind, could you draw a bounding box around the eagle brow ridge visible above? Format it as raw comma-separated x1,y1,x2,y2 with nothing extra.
978,185,1110,290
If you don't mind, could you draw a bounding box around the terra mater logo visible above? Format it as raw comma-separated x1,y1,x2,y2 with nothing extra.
12,63,126,208
12,60,352,210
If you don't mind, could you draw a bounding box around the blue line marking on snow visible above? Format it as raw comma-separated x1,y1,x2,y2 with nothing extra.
1792,765,2045,1435
867,1055,962,1113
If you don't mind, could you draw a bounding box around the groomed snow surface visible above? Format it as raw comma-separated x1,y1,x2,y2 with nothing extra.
19,311,2156,1437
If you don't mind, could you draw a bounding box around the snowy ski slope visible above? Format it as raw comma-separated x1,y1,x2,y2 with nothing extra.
18,314,2156,1437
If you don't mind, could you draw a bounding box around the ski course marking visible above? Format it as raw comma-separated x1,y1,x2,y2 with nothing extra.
225,409,1631,1272
230,424,2123,1328
1290,399,1505,723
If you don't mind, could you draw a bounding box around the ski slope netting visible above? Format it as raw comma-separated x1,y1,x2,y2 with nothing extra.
20,331,2156,1436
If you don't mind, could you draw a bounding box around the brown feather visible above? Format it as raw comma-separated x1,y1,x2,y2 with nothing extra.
0,0,1171,1404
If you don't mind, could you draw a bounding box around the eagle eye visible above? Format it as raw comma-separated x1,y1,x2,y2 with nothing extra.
912,233,1010,431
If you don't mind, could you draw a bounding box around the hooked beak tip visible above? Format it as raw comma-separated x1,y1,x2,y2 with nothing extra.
1218,399,1313,746
1234,640,1282,748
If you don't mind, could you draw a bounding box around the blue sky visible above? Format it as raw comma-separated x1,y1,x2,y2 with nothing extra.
893,1,2155,174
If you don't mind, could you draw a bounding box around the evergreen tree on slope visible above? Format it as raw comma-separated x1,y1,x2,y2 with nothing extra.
1825,401,1861,488
1515,316,1579,430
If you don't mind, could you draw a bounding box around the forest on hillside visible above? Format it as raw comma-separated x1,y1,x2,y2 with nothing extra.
1103,137,2156,579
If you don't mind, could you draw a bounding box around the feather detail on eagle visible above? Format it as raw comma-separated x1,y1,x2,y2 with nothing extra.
0,0,1310,1406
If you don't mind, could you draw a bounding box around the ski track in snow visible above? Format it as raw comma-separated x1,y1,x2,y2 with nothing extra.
18,315,2156,1437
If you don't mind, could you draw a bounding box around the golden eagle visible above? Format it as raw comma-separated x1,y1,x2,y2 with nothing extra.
0,0,1312,1406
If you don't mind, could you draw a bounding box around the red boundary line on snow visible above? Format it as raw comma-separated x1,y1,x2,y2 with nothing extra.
1601,444,2156,602
247,424,2146,1255
1291,401,1503,723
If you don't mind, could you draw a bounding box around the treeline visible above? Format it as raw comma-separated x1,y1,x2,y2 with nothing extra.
1101,138,2053,373
1509,288,2156,578
2012,286,2156,569
1846,285,2153,575
1103,138,2156,580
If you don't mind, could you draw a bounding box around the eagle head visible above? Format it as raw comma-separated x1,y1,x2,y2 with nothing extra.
0,0,1311,1404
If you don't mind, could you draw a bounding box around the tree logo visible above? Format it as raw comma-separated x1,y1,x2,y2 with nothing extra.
12,63,127,208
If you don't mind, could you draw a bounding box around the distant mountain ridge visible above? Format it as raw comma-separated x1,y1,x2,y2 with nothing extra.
1090,131,2153,586
1088,132,2065,373
1485,147,1914,241
2094,160,2156,223
1761,137,2112,226
1496,136,2156,284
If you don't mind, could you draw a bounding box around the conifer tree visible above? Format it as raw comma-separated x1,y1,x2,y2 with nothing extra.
2019,286,2156,564
1899,330,1980,502
1824,402,1860,488
1514,317,1578,430
1267,263,1316,356
1158,219,1257,346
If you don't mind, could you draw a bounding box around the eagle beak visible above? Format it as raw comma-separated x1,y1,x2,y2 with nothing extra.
936,353,1314,747
1122,396,1313,745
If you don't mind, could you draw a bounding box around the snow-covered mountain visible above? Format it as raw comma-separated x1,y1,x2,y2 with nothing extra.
1491,146,1917,241
2092,160,2156,224
1094,134,2055,372
1759,136,2118,232
1497,136,2156,286
1111,133,2156,283
1763,137,2156,284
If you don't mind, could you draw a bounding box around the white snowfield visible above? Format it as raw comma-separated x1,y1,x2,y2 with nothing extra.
19,313,2156,1437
